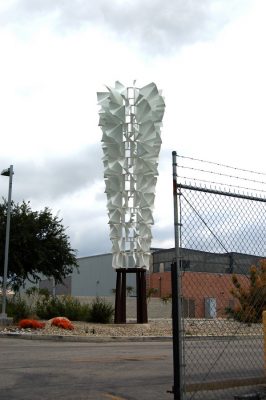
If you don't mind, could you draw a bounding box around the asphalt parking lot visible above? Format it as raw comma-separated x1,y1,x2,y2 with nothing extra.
1,336,265,400
0,338,174,400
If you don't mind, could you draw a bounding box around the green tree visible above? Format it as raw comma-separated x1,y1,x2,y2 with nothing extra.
0,200,78,291
225,260,266,323
126,286,134,296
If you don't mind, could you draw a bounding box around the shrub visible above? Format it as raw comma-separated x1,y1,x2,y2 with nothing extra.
87,297,114,324
147,287,159,299
5,287,52,322
78,303,91,321
35,295,90,321
35,295,62,320
6,294,31,322
50,317,74,330
161,294,172,304
25,287,50,307
225,260,266,323
126,286,134,296
57,296,90,321
11,290,114,324
18,319,45,329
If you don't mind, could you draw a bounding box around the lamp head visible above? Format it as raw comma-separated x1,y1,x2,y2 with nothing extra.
1,168,10,177
1,166,14,177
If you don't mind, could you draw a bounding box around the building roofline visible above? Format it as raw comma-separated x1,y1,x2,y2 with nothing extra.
77,248,163,261
77,252,112,261
152,247,264,258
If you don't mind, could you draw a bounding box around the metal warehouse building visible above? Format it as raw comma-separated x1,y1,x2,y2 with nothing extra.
36,248,260,301
38,252,137,297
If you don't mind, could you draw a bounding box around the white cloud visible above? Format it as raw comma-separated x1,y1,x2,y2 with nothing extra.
0,0,266,258
2,0,253,54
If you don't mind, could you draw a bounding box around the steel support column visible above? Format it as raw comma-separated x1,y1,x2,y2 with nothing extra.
114,268,147,324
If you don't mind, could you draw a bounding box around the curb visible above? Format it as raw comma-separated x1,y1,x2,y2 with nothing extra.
0,333,263,343
0,333,172,342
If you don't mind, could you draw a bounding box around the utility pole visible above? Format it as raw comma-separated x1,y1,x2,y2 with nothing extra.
0,165,14,323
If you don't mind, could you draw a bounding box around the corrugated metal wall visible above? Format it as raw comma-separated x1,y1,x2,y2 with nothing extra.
71,253,136,296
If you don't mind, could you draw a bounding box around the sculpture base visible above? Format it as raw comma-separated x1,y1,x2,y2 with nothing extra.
114,268,148,324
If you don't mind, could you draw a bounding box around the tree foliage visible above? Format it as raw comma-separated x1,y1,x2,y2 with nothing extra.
0,200,78,291
225,260,266,323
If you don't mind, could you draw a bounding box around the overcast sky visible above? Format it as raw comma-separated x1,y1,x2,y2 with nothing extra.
0,0,266,258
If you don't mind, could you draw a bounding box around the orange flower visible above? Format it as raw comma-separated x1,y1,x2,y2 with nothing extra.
51,317,74,330
19,319,45,329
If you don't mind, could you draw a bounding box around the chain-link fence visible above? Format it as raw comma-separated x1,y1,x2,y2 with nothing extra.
173,154,266,400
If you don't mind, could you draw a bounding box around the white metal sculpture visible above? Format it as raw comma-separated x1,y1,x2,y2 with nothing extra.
97,82,165,270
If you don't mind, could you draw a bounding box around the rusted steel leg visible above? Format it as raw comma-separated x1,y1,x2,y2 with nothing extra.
114,270,121,324
137,269,148,323
115,269,126,324
121,270,126,323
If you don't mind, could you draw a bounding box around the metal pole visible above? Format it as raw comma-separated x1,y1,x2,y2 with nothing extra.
171,152,184,400
1,165,13,318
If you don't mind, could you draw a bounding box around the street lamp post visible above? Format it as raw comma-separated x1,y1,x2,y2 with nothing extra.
0,165,14,321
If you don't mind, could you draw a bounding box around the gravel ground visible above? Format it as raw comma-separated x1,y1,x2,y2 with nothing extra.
0,319,172,337
0,318,263,338
184,318,263,336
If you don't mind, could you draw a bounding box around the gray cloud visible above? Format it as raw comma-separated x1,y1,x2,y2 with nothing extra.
3,144,103,203
2,0,252,54
0,144,110,258
0,142,175,258
62,206,110,257
152,223,173,244
71,219,111,257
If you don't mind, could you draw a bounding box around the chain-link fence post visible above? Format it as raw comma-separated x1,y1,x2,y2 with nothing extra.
263,311,266,374
171,151,184,400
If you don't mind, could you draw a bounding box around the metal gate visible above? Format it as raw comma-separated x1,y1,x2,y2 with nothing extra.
172,152,266,400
